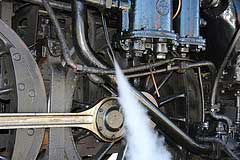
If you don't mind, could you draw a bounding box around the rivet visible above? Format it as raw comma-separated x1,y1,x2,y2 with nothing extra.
27,128,34,136
13,53,21,61
18,83,25,91
28,89,35,97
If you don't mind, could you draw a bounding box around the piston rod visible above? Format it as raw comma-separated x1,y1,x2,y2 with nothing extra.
0,112,93,129
0,97,124,142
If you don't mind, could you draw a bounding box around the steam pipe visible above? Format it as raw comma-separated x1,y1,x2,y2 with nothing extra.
72,0,107,68
76,60,216,76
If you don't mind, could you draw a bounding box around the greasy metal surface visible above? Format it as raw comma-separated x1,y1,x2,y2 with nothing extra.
96,99,125,140
48,63,65,160
63,70,81,160
0,19,47,160
47,63,80,160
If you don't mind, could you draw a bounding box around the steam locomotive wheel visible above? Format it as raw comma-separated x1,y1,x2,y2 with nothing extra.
0,19,47,159
0,40,17,159
146,69,203,159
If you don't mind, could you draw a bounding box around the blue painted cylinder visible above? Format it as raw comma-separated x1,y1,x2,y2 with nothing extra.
179,0,205,47
128,0,176,40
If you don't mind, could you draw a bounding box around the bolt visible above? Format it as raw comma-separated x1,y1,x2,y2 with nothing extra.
99,108,103,112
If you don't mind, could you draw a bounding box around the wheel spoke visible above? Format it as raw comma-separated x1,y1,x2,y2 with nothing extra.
95,142,115,160
158,93,185,107
0,51,7,57
116,141,128,160
0,87,13,95
154,72,173,95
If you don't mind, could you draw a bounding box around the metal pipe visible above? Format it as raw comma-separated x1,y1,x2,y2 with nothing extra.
72,0,107,68
198,137,240,160
76,60,216,77
21,0,72,11
198,68,205,123
76,58,193,75
236,95,240,124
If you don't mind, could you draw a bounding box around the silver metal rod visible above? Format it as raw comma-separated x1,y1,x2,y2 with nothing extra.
0,87,13,95
0,113,93,129
236,95,240,124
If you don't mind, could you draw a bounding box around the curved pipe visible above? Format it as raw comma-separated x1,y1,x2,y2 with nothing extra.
72,0,107,69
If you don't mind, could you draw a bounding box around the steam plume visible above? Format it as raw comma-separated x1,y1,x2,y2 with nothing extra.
115,62,172,160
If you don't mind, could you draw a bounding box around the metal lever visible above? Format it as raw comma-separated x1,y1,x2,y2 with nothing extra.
0,112,94,129
0,97,125,142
